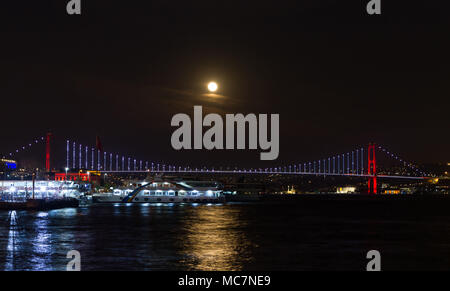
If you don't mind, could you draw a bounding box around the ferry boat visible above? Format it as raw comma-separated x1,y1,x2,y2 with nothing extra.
92,180,224,203
0,180,82,210
0,180,84,201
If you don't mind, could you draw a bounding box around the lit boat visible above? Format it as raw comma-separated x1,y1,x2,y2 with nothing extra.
92,180,224,203
0,180,84,201
0,180,82,210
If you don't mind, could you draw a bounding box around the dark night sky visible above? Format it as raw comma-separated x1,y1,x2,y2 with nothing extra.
0,1,447,168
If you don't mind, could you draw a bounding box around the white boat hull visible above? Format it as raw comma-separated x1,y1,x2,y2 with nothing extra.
92,194,224,203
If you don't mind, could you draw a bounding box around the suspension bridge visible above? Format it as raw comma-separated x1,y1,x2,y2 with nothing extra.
1,133,431,194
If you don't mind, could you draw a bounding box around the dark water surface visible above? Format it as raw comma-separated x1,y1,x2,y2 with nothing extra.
1,196,450,271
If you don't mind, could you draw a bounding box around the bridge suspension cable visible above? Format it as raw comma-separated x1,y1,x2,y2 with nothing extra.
61,139,430,186
1,136,46,159
377,145,427,177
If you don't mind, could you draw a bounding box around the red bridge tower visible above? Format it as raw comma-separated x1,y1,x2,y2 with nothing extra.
46,132,52,172
368,143,377,194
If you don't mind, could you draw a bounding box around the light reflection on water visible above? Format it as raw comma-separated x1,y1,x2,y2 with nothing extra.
0,204,255,271
5,211,19,271
179,206,253,271
2,199,450,271
1,208,80,271
30,213,51,270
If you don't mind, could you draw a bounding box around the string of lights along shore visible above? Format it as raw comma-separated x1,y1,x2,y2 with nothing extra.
64,140,426,177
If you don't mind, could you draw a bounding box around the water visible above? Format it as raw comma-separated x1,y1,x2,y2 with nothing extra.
1,196,450,271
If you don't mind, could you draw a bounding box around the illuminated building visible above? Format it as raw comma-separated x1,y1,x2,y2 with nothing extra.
54,170,101,184
0,159,17,171
383,189,401,195
336,187,356,194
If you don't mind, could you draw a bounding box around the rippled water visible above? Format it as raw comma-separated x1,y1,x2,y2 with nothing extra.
1,197,450,271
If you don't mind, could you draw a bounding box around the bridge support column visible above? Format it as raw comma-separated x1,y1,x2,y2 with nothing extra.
367,143,377,194
46,132,52,172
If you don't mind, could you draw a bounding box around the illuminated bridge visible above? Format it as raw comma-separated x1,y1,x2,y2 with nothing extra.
2,133,431,194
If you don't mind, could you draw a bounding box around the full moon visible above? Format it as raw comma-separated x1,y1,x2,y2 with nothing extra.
207,82,218,92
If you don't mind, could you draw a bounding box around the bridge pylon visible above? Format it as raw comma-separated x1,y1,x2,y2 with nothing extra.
367,142,377,194
46,132,52,172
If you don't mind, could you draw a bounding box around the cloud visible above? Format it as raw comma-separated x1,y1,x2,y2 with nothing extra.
157,87,242,114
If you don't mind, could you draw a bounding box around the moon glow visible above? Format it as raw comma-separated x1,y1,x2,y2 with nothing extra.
207,82,218,92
